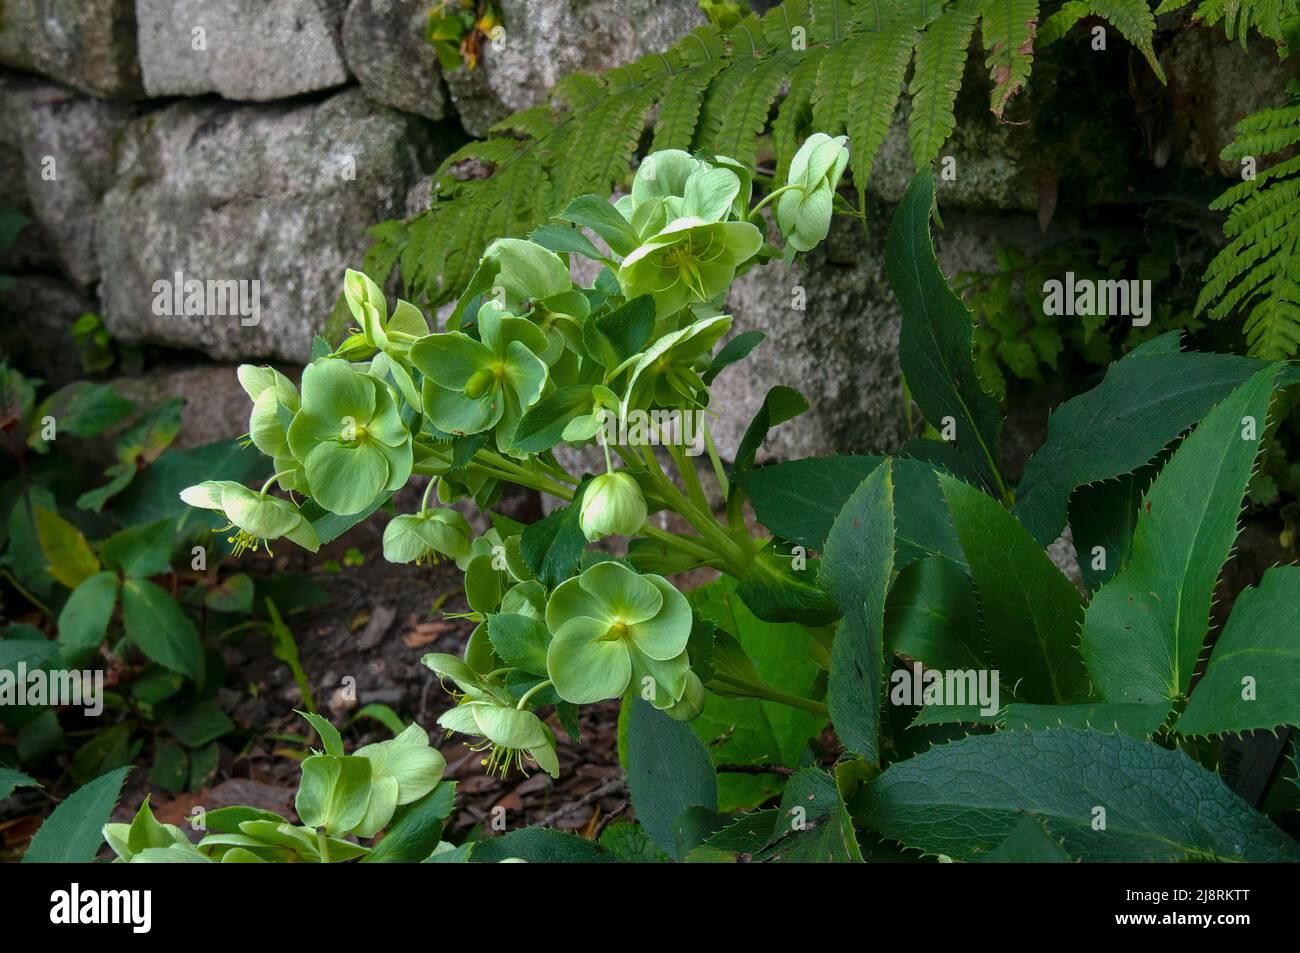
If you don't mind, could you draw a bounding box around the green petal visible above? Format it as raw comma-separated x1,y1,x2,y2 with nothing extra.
438,704,481,734
283,517,321,553
547,621,632,704
529,735,560,778
629,647,690,709
682,166,740,222
248,389,290,458
409,332,494,389
285,408,344,461
631,150,701,206
220,485,301,539
422,381,502,435
180,481,231,510
299,359,375,423
471,704,548,749
352,774,399,839
628,574,693,661
384,514,436,563
486,237,572,302
382,745,445,804
545,576,613,631
304,441,388,515
366,380,411,447
377,437,413,493
423,652,483,694
582,562,662,624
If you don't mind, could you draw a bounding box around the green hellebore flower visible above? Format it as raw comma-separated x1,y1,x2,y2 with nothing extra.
579,471,647,541
619,151,742,238
473,239,589,365
237,364,307,493
544,562,692,706
181,480,320,555
352,723,447,838
410,307,548,447
619,313,733,415
617,216,763,318
437,697,559,778
776,133,849,254
285,359,413,516
382,508,473,565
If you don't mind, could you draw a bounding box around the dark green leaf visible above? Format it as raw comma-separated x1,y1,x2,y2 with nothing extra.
519,477,591,588
22,766,130,863
820,461,894,765
887,171,1005,496
120,578,205,684
364,782,457,862
627,697,718,860
861,729,1300,862
940,474,1088,704
100,518,175,578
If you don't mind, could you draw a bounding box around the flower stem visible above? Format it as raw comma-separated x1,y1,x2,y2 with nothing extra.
515,679,553,710
710,672,829,717
748,182,804,220
259,470,295,495
419,476,439,513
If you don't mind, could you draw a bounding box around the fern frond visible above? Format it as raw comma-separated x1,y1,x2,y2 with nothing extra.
908,0,980,166
1198,92,1300,358
1038,0,1089,43
368,0,1165,310
711,51,790,168
772,52,822,183
849,25,917,206
1085,0,1165,80
980,0,1040,119
651,35,728,150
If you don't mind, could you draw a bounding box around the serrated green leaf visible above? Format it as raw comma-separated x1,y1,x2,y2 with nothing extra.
1014,347,1275,544
1176,566,1300,736
1080,365,1281,704
22,766,130,863
627,697,717,860
861,729,1300,862
940,474,1088,704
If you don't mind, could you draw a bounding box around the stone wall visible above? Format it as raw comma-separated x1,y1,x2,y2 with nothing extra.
0,1,1291,460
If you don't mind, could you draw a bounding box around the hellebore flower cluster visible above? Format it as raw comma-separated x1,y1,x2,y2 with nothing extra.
182,134,851,783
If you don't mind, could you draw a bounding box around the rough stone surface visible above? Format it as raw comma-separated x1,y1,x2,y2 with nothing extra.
97,89,437,363
1160,27,1294,178
136,0,350,101
111,365,269,448
711,208,1049,463
343,0,447,119
0,0,142,98
445,0,707,137
0,275,94,388
16,83,137,286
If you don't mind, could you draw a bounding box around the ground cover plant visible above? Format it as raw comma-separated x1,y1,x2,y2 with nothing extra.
50,139,1295,863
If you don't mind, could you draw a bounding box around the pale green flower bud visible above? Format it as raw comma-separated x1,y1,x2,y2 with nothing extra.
665,670,707,722
579,471,648,541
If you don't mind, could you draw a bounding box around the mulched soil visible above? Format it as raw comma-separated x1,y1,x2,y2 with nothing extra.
129,484,626,845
